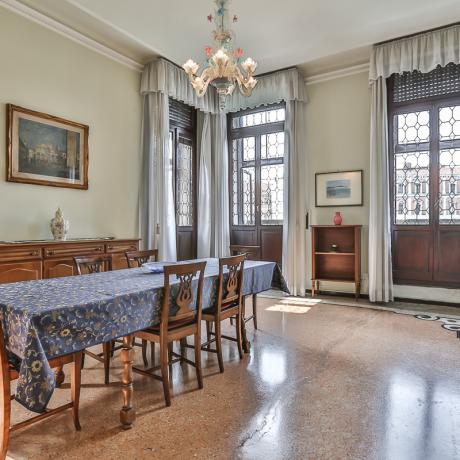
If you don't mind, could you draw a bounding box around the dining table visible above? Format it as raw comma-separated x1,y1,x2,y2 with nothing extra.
0,258,287,428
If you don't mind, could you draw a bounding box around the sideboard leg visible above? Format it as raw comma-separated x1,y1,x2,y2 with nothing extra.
120,334,136,429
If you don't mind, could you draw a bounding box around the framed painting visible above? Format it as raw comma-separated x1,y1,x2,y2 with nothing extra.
6,104,89,189
315,170,363,207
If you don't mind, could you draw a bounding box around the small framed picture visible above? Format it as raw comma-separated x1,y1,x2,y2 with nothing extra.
315,170,363,207
6,104,89,189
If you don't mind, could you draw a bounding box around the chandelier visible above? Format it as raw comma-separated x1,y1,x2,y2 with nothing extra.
182,0,258,111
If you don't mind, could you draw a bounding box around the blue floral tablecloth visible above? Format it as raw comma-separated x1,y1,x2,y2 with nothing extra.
0,258,284,413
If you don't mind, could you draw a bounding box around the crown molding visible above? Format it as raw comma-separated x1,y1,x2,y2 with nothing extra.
0,0,144,72
305,63,369,85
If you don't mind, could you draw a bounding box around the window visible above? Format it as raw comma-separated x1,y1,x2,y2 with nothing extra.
389,63,460,286
231,104,286,226
229,103,286,264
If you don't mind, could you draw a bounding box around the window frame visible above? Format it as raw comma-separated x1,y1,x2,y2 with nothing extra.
228,102,286,229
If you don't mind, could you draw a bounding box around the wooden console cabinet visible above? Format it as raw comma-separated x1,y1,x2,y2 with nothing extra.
0,238,140,284
311,225,361,299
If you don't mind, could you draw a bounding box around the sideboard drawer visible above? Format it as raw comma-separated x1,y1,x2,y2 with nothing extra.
0,261,42,284
43,244,104,258
106,242,138,254
0,247,42,263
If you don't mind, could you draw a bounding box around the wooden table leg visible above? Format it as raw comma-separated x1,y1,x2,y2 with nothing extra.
241,296,252,353
120,334,136,429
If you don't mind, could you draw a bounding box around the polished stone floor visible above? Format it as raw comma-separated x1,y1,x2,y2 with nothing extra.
7,297,460,460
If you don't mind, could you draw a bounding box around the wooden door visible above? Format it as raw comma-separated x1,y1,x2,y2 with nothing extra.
229,104,286,265
169,99,197,261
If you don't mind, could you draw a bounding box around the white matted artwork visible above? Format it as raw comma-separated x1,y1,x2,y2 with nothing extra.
315,170,363,207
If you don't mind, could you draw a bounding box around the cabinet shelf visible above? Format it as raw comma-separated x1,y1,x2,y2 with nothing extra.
311,225,361,299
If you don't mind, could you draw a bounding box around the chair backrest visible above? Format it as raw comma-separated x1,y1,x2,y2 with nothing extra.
229,245,260,260
160,261,207,330
125,249,158,268
216,254,245,313
73,256,113,275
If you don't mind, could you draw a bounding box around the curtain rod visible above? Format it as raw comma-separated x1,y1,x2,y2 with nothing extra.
374,21,460,46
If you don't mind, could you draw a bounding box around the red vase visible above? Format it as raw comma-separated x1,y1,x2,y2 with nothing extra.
334,212,342,225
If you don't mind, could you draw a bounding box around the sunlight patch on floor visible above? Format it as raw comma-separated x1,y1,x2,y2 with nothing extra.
266,304,312,314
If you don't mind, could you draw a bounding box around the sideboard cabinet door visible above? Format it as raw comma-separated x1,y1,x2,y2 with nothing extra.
43,259,77,279
0,262,42,284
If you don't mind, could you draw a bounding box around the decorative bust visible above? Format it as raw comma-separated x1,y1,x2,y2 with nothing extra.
50,208,69,241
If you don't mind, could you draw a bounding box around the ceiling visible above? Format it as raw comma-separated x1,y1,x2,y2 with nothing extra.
12,0,460,75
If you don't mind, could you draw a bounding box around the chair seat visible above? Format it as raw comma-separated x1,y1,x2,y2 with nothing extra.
144,317,196,333
203,300,238,315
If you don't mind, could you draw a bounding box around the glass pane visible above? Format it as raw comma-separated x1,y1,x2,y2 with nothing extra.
261,132,285,159
176,138,193,227
439,106,460,141
261,164,284,225
232,107,286,129
397,111,430,144
232,139,255,226
439,148,460,224
394,151,430,225
241,167,255,225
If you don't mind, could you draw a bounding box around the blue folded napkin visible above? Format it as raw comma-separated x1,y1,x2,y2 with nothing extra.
141,262,169,274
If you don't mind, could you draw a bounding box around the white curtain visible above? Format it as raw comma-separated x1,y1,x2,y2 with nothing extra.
139,92,177,261
284,100,308,296
196,111,230,258
368,23,460,302
369,78,392,302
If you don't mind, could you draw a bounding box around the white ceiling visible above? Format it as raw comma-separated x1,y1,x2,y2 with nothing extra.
12,0,460,75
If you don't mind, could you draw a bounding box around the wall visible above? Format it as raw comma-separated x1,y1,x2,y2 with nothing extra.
306,71,371,294
0,8,142,241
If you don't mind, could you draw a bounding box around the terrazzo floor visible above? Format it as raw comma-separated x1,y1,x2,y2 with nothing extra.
6,296,460,460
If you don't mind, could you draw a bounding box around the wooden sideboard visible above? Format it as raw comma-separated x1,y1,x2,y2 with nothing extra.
311,225,361,299
0,238,140,284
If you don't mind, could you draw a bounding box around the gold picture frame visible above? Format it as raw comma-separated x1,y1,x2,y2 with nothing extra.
6,104,89,189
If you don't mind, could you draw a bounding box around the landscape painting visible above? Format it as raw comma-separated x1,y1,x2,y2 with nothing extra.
316,170,363,207
326,179,351,198
7,105,89,189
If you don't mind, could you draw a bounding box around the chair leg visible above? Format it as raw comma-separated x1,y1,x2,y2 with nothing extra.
71,352,82,431
102,342,111,385
206,321,212,343
236,313,244,360
180,338,187,363
81,351,86,369
110,340,115,358
141,340,148,367
0,367,11,460
215,320,224,373
253,295,258,330
168,343,173,378
194,332,203,389
55,365,65,387
150,342,155,368
160,341,171,407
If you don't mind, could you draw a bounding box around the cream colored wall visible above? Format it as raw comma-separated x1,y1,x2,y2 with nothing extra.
306,71,371,293
0,8,142,241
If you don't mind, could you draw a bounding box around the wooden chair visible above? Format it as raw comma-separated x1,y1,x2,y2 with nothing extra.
0,321,82,460
132,261,206,406
125,249,158,268
229,245,259,330
73,255,116,384
201,255,245,373
125,249,159,366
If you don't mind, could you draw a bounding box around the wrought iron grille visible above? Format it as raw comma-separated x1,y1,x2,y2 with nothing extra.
393,63,460,103
176,138,193,226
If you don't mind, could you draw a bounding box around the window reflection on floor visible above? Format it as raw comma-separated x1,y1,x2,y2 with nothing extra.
259,350,287,386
